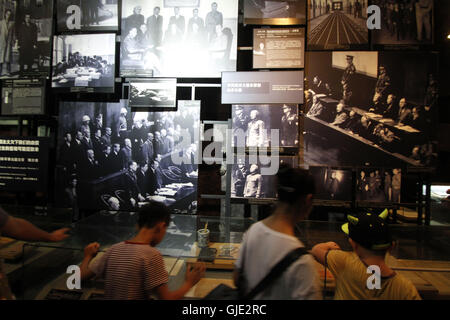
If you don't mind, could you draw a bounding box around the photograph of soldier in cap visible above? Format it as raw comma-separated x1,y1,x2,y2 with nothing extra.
372,0,433,46
232,104,299,149
231,156,297,199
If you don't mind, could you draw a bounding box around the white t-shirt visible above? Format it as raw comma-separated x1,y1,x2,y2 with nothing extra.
235,221,321,300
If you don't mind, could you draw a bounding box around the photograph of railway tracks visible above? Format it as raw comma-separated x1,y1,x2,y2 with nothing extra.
307,0,368,50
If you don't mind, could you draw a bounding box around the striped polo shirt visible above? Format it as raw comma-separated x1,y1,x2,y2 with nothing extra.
89,241,169,300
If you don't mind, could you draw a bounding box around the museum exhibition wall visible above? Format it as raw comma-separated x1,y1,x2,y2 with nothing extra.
0,0,448,226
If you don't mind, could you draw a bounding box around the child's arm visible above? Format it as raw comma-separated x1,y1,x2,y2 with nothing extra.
80,242,100,281
311,242,341,266
155,262,206,300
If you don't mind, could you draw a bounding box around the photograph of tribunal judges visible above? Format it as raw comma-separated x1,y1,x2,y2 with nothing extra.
0,0,53,78
244,0,307,25
120,0,238,77
304,51,438,167
307,0,368,50
232,104,299,148
356,168,402,203
52,33,116,90
371,0,433,46
56,0,119,32
231,156,298,199
309,167,352,201
56,100,200,217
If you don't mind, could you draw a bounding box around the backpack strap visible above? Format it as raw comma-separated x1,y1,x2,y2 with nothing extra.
244,247,309,300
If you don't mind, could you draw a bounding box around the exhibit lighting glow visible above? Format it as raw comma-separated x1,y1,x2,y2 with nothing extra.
447,34,450,40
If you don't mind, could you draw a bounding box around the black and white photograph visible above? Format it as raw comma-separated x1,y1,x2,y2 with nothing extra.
0,0,53,78
309,166,352,201
129,78,176,108
56,0,119,32
304,51,438,168
371,0,433,46
307,0,368,50
231,156,298,199
232,104,299,148
52,33,116,91
356,168,401,203
55,99,201,216
244,0,307,25
120,0,238,78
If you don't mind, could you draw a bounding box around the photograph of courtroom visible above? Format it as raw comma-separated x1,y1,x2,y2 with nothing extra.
0,0,449,308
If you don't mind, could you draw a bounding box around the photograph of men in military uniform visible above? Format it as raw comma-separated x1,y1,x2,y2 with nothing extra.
356,168,401,203
231,156,298,199
232,104,299,148
372,0,433,45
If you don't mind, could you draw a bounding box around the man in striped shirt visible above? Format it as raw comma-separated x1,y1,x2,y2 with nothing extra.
80,201,205,299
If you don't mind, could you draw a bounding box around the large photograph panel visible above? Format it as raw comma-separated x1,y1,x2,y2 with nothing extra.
0,0,53,79
56,100,200,216
304,51,438,167
56,0,119,32
120,0,238,78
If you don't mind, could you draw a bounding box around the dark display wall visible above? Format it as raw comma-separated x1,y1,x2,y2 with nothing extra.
0,0,448,222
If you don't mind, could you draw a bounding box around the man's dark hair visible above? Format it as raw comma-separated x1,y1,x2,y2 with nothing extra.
138,201,172,228
276,163,315,205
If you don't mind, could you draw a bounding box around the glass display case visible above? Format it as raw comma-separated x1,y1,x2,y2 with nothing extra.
5,211,254,300
2,210,450,300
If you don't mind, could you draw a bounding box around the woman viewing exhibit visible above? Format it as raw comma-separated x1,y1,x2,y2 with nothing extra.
233,164,321,299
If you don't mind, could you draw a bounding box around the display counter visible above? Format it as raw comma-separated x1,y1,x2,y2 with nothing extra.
2,212,449,299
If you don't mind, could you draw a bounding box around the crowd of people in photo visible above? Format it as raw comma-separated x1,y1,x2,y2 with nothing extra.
121,2,233,74
53,51,111,77
374,0,433,42
306,54,438,165
356,168,401,202
58,106,199,214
